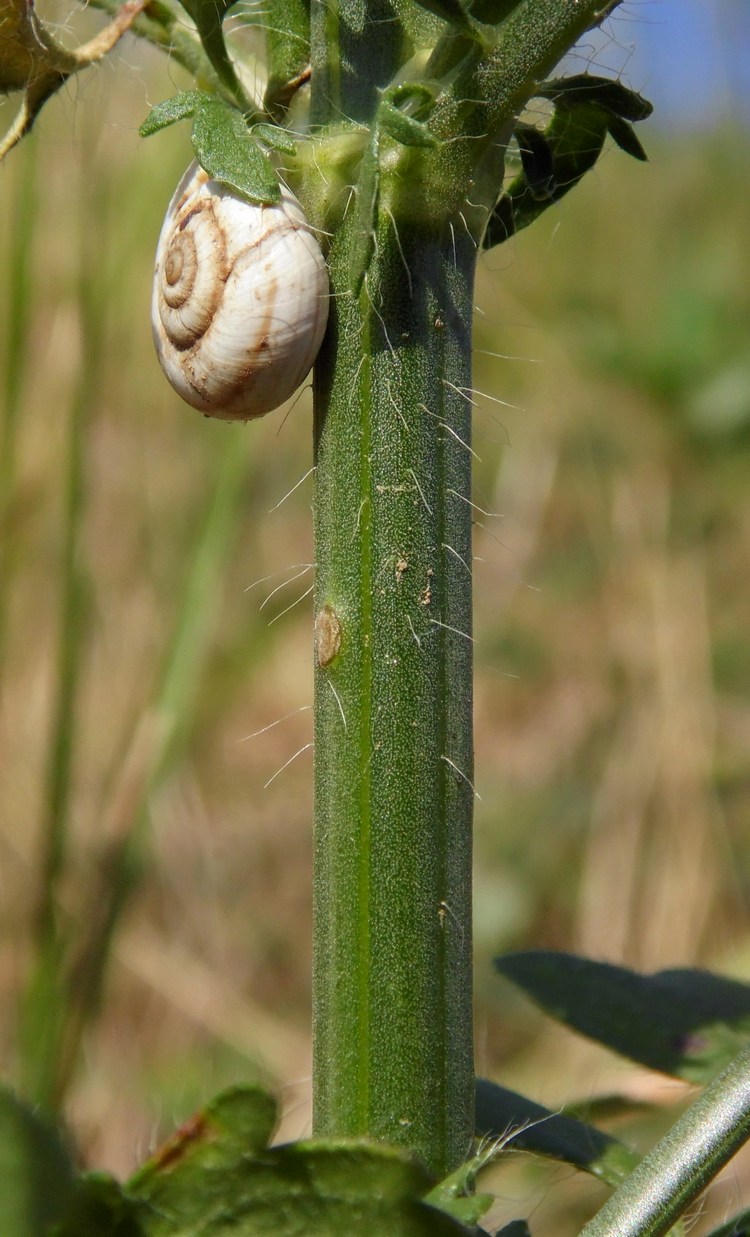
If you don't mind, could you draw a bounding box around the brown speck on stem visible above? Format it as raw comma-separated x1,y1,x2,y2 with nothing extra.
420,568,434,606
315,604,342,668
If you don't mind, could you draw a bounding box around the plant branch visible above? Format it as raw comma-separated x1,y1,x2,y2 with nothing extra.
579,1045,750,1237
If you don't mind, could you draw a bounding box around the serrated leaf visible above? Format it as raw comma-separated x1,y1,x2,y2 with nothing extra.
535,74,653,122
495,952,750,1084
123,1086,475,1235
0,1086,76,1236
704,1207,750,1237
474,1079,639,1186
483,110,606,248
191,99,280,202
537,101,610,192
481,73,652,249
139,90,205,137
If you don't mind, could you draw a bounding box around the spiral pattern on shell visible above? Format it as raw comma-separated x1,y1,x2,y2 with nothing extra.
151,163,329,420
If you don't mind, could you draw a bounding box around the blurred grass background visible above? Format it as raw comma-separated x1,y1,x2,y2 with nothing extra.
1,7,749,1231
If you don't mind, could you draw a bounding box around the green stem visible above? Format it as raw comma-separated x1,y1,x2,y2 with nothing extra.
87,0,225,93
312,213,475,1176
579,1045,750,1237
19,156,99,1111
308,0,627,1181
425,0,622,214
0,137,36,671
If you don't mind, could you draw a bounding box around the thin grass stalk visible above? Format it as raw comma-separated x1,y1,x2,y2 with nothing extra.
0,136,37,670
54,430,250,1097
19,148,101,1111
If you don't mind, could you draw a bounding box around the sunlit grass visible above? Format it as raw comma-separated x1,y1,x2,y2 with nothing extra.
1,48,749,1230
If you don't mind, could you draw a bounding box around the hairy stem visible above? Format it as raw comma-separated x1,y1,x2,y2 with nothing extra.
312,205,475,1178
308,0,627,1181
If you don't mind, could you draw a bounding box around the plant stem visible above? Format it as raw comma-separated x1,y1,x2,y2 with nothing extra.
579,1045,750,1237
312,210,475,1176
0,137,36,671
309,0,626,1181
19,151,98,1111
87,0,224,93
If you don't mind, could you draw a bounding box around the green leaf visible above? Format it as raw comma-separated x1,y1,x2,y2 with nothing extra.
495,952,750,1084
122,1086,476,1234
388,83,439,119
0,1086,75,1235
483,73,651,250
141,92,282,202
131,1086,277,1195
535,74,653,122
703,1208,750,1237
252,122,297,154
426,1140,500,1225
475,1079,639,1186
378,100,437,149
140,94,279,203
606,113,647,161
483,103,610,248
514,122,555,199
191,98,280,202
51,1173,145,1237
139,90,205,137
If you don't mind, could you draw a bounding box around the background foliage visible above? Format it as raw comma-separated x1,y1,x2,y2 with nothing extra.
1,6,749,1232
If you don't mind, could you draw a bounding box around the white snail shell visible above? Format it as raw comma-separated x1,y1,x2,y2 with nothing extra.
151,162,329,420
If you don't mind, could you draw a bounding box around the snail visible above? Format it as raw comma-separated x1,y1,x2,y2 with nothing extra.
151,162,329,420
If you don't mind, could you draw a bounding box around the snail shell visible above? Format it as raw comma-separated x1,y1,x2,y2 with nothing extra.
151,162,329,420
